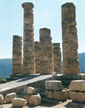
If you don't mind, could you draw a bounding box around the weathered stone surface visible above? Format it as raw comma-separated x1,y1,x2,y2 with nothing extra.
45,90,53,99
34,41,41,73
5,93,16,103
27,87,37,95
0,94,4,104
53,43,61,73
69,91,85,102
45,90,68,101
69,80,85,91
53,90,68,100
45,80,63,90
39,28,54,74
12,98,27,107
62,3,80,74
12,35,22,74
22,2,35,74
27,94,41,105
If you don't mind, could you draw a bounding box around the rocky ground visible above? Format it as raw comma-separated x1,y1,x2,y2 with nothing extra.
0,100,85,108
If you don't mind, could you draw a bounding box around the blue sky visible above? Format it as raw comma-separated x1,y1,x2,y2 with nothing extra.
0,0,85,58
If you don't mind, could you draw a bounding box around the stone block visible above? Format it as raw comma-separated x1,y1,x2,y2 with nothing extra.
45,80,63,90
0,94,4,104
45,90,53,99
27,87,37,95
12,98,27,107
53,90,68,101
27,94,41,105
5,92,16,103
69,80,85,91
69,91,85,102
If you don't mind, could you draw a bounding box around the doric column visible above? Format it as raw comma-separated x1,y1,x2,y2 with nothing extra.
34,41,41,73
62,3,80,74
53,43,61,73
39,28,53,74
22,2,35,74
12,35,22,74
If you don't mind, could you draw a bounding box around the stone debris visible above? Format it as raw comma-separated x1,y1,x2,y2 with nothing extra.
45,80,63,91
26,86,41,106
0,94,4,104
12,35,22,74
34,41,41,73
45,80,67,101
69,80,85,91
26,94,41,105
39,28,54,74
29,94,41,105
45,90,68,101
12,98,27,107
62,3,80,74
69,80,85,102
69,91,85,103
27,86,37,95
22,2,35,74
5,93,16,103
53,43,61,73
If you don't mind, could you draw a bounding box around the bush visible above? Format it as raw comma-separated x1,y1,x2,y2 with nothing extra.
0,77,4,83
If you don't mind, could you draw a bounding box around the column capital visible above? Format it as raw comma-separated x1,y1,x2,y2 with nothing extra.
40,28,51,35
22,2,34,9
62,2,75,8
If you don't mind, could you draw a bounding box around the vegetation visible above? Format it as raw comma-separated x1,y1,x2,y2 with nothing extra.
0,77,4,83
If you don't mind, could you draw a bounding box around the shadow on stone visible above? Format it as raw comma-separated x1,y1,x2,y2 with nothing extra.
65,102,85,108
17,74,40,82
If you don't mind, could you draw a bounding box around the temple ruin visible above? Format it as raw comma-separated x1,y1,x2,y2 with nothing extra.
1,1,85,108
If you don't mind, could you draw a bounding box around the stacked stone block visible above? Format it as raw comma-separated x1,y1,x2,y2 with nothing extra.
45,80,68,100
26,87,41,105
62,3,80,74
53,43,61,73
69,80,85,102
39,28,53,74
34,41,41,73
22,2,35,74
12,35,22,74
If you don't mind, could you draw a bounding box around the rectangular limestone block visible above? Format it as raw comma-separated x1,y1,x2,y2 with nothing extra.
53,90,68,101
69,91,85,102
45,90,68,101
69,80,85,91
45,80,63,91
45,90,53,99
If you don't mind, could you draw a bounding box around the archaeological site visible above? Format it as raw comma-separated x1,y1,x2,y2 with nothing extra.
0,2,85,108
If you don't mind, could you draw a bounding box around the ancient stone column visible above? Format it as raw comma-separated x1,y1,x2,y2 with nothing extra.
62,3,80,74
34,41,41,73
39,28,53,74
22,2,35,74
53,43,61,73
12,35,22,74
